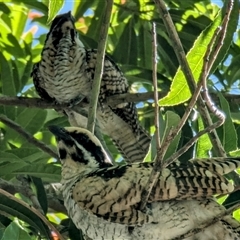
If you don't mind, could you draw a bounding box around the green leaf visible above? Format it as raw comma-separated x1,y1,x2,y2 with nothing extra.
74,0,98,20
19,56,33,91
159,12,222,106
137,22,152,70
145,111,181,162
85,1,106,42
218,93,237,152
5,148,49,163
0,214,11,229
1,222,32,240
0,52,16,118
113,18,138,65
31,177,48,214
223,190,240,209
0,151,22,163
5,108,47,144
47,0,64,24
226,54,240,86
9,5,28,39
162,111,181,160
14,0,48,14
233,209,240,222
195,117,212,157
0,3,10,14
144,112,164,162
0,191,51,238
229,149,240,157
68,218,85,240
11,60,20,94
0,162,28,177
13,163,61,183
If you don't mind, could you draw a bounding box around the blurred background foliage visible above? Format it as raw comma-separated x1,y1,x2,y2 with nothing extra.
0,0,240,239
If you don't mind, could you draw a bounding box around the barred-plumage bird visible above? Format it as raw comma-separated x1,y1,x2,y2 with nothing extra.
32,11,150,163
49,125,240,240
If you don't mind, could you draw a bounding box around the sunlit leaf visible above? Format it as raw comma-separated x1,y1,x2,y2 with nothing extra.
159,11,222,106
47,0,64,24
196,117,212,157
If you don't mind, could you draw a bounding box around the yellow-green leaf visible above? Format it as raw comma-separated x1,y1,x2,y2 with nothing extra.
47,0,64,24
159,11,221,106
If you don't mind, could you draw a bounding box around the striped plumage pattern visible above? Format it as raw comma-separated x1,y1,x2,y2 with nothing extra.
49,125,240,239
32,11,150,163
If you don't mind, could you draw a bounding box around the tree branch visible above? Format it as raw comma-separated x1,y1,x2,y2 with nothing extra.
0,114,58,159
141,0,238,211
174,203,240,239
151,0,235,161
152,22,161,151
163,1,233,166
0,178,66,214
1,93,240,110
140,22,161,210
87,0,113,133
154,0,196,93
17,175,44,214
198,0,233,157
0,188,64,240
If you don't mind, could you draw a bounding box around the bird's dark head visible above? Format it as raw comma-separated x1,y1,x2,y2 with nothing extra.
48,126,113,169
46,11,81,47
49,11,75,35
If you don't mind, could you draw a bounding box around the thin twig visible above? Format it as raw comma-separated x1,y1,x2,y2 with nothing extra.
174,203,240,239
140,23,161,210
140,84,202,210
141,0,228,208
160,82,202,164
165,120,223,166
198,0,233,157
200,0,233,120
141,0,199,210
152,0,233,159
164,1,234,165
87,0,113,133
141,0,233,210
140,22,160,210
0,114,58,159
207,0,233,73
154,0,196,93
152,22,161,150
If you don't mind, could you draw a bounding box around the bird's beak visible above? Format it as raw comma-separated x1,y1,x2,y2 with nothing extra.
48,125,72,142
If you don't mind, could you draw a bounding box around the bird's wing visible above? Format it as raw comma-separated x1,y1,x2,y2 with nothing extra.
72,168,153,225
32,62,54,101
